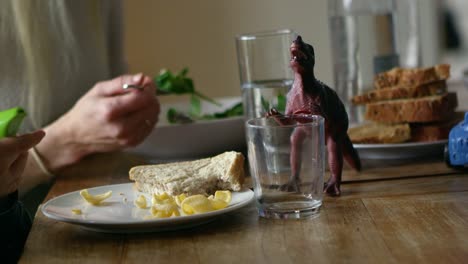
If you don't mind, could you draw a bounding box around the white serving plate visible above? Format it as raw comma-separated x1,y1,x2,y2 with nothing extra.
130,96,246,160
354,140,447,160
41,183,254,233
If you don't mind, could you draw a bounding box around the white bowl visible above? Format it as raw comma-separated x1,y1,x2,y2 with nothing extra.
129,97,246,160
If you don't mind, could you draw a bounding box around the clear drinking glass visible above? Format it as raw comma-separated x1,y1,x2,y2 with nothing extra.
236,29,297,120
246,114,325,219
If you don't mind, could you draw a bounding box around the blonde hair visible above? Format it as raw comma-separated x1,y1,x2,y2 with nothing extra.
4,0,105,127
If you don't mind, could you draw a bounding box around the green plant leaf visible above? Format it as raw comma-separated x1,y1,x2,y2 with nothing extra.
201,102,243,120
166,108,193,124
190,94,201,117
155,67,244,123
261,96,269,112
277,94,287,112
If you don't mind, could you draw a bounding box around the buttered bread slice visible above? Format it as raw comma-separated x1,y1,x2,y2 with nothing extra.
129,151,245,196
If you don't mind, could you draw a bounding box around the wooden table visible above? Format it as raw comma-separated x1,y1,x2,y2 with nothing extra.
19,153,468,263
20,84,468,263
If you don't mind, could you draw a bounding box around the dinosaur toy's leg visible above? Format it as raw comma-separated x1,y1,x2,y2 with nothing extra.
290,127,306,178
324,135,343,196
279,126,307,192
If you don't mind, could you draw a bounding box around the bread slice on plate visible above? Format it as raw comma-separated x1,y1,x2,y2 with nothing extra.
350,63,458,145
373,64,450,89
129,151,245,196
348,123,411,144
364,92,458,123
348,115,463,144
410,112,465,142
351,80,447,105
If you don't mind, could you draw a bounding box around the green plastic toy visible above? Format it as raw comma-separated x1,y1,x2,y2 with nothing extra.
0,107,26,138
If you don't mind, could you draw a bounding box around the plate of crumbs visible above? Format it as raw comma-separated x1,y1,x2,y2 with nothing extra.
41,183,254,233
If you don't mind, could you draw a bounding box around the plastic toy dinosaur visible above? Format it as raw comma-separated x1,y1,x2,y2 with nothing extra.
267,36,361,196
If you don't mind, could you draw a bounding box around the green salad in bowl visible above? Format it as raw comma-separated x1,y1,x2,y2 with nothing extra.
154,68,243,124
128,68,245,159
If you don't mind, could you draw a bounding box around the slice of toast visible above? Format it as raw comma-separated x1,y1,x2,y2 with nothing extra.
348,114,462,144
129,151,245,196
374,64,450,89
410,112,465,142
351,80,447,105
364,92,458,124
348,123,411,144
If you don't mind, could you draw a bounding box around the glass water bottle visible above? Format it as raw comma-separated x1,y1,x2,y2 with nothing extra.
328,0,420,124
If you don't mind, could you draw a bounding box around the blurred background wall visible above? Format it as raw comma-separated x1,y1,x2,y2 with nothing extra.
123,0,440,101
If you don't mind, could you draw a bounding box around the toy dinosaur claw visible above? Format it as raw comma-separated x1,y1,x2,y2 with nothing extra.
266,108,281,117
279,179,300,192
324,178,341,196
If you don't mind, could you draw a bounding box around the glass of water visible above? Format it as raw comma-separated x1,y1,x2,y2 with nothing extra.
246,114,325,219
236,29,297,120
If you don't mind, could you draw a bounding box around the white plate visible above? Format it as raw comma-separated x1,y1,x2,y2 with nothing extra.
41,183,254,233
130,96,246,160
354,140,447,159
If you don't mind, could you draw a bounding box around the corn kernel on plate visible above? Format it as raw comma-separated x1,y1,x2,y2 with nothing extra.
41,183,254,233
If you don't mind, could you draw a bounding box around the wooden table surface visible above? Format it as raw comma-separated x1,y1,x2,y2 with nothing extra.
20,84,468,264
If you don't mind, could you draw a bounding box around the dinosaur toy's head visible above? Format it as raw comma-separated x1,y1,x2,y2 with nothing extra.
290,35,315,74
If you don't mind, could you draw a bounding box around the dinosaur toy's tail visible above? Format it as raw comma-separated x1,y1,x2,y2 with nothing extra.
342,134,361,171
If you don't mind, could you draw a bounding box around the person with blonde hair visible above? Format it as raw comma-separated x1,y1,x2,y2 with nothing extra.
0,0,160,259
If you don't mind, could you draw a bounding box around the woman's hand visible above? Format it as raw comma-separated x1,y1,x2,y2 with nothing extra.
0,131,45,198
39,73,160,171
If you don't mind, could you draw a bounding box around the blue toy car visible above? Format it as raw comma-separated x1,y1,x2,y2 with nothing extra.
445,112,468,168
